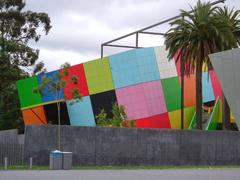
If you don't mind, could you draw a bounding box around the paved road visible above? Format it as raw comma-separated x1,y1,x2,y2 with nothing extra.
0,168,240,180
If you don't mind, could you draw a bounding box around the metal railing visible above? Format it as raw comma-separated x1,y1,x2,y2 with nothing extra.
0,130,24,166
0,143,24,166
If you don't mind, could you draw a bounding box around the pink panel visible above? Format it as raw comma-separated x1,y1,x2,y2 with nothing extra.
116,84,149,119
142,81,167,116
210,70,222,99
116,80,167,120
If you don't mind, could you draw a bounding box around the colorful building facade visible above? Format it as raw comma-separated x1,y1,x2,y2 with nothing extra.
17,46,224,129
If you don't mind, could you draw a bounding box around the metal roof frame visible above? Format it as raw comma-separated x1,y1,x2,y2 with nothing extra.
100,0,226,58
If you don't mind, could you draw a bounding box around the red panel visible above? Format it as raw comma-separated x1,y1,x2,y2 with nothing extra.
61,64,89,100
210,70,222,99
135,113,171,129
135,117,151,128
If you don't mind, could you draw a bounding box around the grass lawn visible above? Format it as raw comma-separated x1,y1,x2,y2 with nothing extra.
1,165,240,170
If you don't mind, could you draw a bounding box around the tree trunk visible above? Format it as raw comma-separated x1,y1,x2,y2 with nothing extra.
196,60,203,130
180,60,185,129
57,102,61,150
222,94,230,130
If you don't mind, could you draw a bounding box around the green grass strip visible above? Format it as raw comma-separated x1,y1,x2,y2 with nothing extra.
1,165,240,170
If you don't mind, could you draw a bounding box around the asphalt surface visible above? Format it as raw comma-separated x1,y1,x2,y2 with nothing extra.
0,168,240,180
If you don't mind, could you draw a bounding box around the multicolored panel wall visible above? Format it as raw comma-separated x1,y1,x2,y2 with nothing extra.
16,46,221,129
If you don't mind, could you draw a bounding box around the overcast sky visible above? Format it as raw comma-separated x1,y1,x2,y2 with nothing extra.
25,0,240,71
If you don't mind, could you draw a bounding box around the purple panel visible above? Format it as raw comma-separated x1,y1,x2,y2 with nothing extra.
116,84,148,119
142,81,167,116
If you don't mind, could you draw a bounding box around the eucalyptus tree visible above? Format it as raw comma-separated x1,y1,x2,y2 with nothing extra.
0,0,51,131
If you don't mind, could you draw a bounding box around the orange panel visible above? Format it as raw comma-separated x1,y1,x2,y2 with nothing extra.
179,74,196,107
22,106,48,125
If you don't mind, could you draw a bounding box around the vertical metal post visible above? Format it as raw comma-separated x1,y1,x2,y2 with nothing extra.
29,157,33,169
101,44,104,58
4,157,8,170
136,32,139,48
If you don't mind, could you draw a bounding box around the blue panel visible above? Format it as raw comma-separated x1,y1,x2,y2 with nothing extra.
67,96,96,126
136,47,160,82
109,49,142,88
109,48,160,89
202,72,215,103
38,70,64,102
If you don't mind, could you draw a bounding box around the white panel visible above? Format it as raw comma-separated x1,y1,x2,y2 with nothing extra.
154,46,178,79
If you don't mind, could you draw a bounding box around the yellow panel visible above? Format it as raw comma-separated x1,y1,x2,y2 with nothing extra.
218,99,222,123
169,106,195,129
230,112,235,123
169,109,181,129
202,62,208,72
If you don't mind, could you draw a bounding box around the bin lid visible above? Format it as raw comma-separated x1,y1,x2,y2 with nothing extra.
62,151,72,154
50,150,63,156
52,150,62,153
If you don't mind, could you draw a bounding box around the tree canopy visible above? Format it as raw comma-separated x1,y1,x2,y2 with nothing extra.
0,0,51,132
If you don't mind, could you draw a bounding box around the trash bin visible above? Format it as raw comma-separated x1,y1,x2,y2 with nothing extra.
62,152,72,170
49,150,63,170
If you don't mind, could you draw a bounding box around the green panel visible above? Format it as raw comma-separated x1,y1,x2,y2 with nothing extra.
184,106,196,129
161,77,181,111
84,57,114,95
188,111,196,129
16,76,42,108
206,96,220,130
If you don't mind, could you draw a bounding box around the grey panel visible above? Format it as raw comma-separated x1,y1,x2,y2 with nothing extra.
209,48,240,129
232,49,240,128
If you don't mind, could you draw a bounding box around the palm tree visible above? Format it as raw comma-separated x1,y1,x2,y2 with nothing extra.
165,1,237,129
215,7,240,130
165,16,193,129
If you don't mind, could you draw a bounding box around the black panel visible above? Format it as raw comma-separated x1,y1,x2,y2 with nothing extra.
44,102,70,125
90,90,117,120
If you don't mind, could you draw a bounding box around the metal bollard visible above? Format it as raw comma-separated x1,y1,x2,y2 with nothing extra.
4,157,8,170
29,157,33,169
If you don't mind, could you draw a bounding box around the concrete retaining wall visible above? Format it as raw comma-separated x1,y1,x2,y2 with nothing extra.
24,125,240,166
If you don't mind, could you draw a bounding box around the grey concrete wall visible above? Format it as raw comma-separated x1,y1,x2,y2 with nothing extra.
24,125,240,166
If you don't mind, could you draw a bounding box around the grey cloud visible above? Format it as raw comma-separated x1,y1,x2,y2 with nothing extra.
25,0,239,71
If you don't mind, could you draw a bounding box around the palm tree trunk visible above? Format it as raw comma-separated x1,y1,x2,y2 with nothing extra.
196,60,203,130
222,94,230,130
180,60,185,129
